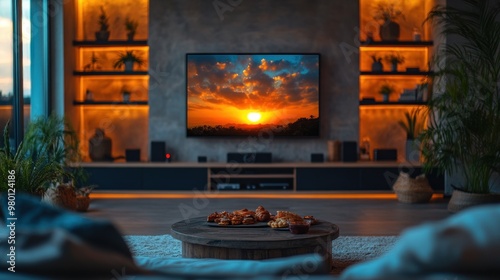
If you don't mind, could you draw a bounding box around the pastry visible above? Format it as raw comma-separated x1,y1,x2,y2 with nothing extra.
268,218,289,228
275,211,304,223
218,218,231,226
242,215,255,225
231,215,243,225
303,215,318,225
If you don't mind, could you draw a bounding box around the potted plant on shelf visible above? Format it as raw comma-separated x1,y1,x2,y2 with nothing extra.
95,6,110,42
125,17,139,41
373,2,405,41
378,83,394,102
113,50,144,72
421,0,500,212
385,53,405,72
398,108,425,163
371,55,383,72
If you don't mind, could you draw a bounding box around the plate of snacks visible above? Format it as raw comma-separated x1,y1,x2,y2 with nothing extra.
205,206,271,227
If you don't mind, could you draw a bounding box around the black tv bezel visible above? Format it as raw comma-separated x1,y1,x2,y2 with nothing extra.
185,52,321,138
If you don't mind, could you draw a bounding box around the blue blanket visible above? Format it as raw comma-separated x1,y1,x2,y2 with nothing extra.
0,194,330,279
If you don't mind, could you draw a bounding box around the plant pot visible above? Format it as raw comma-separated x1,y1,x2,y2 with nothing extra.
393,172,433,203
122,91,131,103
382,94,389,102
124,60,134,72
371,61,383,72
391,62,398,72
76,196,90,212
379,20,400,41
127,32,135,41
95,30,110,42
447,189,500,213
42,183,77,210
405,140,420,163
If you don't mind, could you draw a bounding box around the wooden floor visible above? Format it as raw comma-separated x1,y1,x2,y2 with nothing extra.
85,191,452,236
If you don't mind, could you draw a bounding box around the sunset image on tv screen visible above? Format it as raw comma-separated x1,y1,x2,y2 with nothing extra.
187,54,319,137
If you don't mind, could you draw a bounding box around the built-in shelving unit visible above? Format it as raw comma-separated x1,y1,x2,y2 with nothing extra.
68,0,150,162
359,0,435,161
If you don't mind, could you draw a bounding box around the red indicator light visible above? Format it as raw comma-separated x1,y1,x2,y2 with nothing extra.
166,153,171,159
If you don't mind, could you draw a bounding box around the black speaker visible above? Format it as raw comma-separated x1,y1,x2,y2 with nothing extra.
311,153,324,163
341,141,358,162
151,141,166,162
227,152,272,163
125,149,140,162
374,149,397,161
198,156,207,163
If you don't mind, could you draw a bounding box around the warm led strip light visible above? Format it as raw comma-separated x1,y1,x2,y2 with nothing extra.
90,192,444,200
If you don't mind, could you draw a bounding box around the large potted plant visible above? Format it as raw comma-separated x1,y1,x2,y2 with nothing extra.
0,121,63,196
421,0,500,212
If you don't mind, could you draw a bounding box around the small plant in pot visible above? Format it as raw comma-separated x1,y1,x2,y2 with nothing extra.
95,6,110,42
371,55,383,72
113,50,144,72
398,108,425,163
378,83,394,102
125,17,139,41
373,2,405,41
385,53,405,72
422,0,500,212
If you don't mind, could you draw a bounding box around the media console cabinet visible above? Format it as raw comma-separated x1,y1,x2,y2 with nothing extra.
78,162,444,191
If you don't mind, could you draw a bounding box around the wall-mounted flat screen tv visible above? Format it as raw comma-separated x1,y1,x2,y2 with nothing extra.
186,53,320,137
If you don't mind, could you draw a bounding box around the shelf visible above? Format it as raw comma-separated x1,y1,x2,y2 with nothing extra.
0,100,31,106
73,101,148,106
360,71,432,76
359,101,427,106
73,71,148,76
73,40,148,47
210,174,295,179
360,41,433,47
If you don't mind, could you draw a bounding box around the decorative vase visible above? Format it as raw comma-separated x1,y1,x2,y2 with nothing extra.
124,60,134,72
95,30,110,41
89,128,112,161
379,20,400,41
371,61,383,72
405,140,420,163
447,189,500,213
393,172,433,203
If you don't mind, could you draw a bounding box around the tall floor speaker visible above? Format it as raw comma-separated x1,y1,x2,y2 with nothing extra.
341,141,358,162
151,141,166,162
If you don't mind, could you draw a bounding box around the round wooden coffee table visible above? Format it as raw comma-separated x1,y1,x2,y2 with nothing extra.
171,217,339,264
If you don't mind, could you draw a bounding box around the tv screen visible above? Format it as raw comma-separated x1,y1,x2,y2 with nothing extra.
186,53,320,137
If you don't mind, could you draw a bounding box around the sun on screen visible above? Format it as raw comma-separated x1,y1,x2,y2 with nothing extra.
247,112,261,123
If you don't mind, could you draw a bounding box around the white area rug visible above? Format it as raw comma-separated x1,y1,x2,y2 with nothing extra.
124,235,399,273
